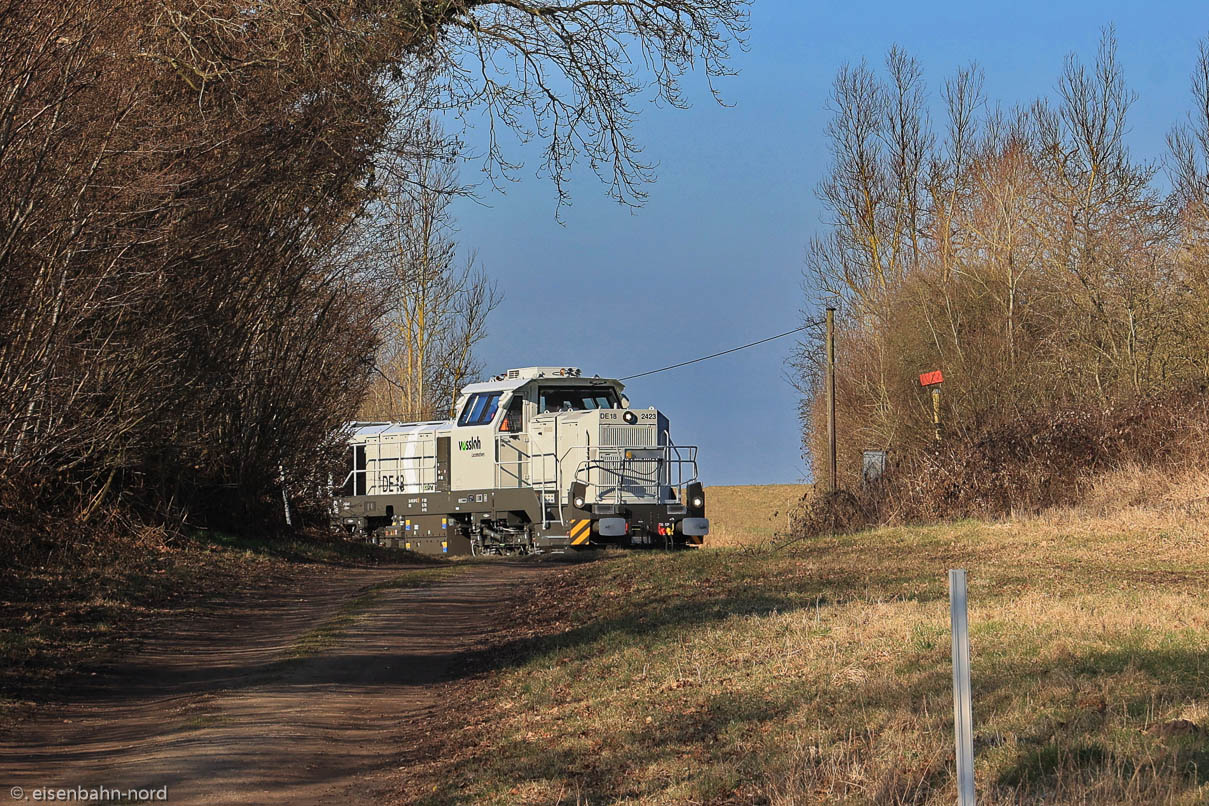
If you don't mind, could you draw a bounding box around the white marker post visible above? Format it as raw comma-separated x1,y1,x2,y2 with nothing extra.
279,464,293,528
949,569,975,805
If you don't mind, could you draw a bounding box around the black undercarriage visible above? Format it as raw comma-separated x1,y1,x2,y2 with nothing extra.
333,486,705,556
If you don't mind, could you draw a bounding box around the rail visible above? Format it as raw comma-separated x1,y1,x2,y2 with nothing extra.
495,437,564,527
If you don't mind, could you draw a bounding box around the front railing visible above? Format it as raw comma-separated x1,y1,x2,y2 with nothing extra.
572,443,700,505
493,434,700,512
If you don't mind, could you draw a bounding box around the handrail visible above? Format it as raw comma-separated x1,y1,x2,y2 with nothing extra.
571,443,699,504
491,436,701,508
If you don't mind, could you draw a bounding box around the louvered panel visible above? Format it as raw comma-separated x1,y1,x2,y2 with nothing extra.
600,424,657,447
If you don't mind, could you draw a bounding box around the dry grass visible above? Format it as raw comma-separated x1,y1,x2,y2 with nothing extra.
1064,465,1209,521
704,484,812,548
398,494,1209,805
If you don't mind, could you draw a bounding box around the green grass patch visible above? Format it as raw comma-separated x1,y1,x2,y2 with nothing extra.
183,713,234,730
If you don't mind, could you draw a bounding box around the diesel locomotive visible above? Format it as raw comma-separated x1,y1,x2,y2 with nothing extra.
332,367,708,554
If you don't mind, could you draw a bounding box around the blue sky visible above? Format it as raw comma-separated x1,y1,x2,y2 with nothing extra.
448,0,1208,486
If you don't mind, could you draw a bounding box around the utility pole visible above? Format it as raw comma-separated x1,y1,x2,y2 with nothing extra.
826,307,837,494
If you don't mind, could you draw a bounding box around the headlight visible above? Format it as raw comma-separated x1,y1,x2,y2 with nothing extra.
692,496,704,508
574,496,585,508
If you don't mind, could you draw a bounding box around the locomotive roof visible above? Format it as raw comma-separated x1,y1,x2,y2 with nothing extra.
460,368,624,397
347,421,449,438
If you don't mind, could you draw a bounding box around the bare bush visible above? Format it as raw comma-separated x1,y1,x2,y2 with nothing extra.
794,29,1209,520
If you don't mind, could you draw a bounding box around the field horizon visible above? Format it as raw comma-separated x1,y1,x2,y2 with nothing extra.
703,483,812,548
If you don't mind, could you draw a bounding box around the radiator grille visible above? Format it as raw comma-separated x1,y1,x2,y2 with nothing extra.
594,453,661,501
600,424,657,447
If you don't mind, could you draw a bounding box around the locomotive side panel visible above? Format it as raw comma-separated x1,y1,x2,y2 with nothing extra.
450,389,500,491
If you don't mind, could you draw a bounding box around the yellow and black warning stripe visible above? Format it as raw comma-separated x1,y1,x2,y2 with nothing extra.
569,519,592,546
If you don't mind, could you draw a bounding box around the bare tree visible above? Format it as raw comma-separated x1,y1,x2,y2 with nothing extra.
359,122,501,422
795,31,1192,491
430,0,749,206
0,0,749,531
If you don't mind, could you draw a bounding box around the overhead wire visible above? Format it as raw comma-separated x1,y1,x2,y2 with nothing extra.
619,321,819,381
364,320,821,391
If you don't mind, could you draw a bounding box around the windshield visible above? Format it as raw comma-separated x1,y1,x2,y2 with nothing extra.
539,386,620,413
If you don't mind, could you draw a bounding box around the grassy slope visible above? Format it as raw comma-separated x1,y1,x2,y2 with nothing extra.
704,484,811,548
406,510,1209,805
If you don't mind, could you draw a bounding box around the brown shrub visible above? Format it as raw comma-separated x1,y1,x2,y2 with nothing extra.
792,385,1209,536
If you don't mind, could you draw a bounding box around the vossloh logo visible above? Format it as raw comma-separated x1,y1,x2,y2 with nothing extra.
458,437,482,451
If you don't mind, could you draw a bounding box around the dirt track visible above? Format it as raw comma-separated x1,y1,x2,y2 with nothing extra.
0,560,553,805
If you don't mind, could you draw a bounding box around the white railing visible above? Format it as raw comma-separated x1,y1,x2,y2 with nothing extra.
572,443,700,506
339,447,438,496
493,435,700,510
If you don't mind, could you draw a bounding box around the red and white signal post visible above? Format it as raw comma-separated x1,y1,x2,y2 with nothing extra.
919,370,944,441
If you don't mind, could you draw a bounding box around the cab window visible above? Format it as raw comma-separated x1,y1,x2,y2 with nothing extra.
458,392,502,426
500,395,524,432
538,387,620,413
